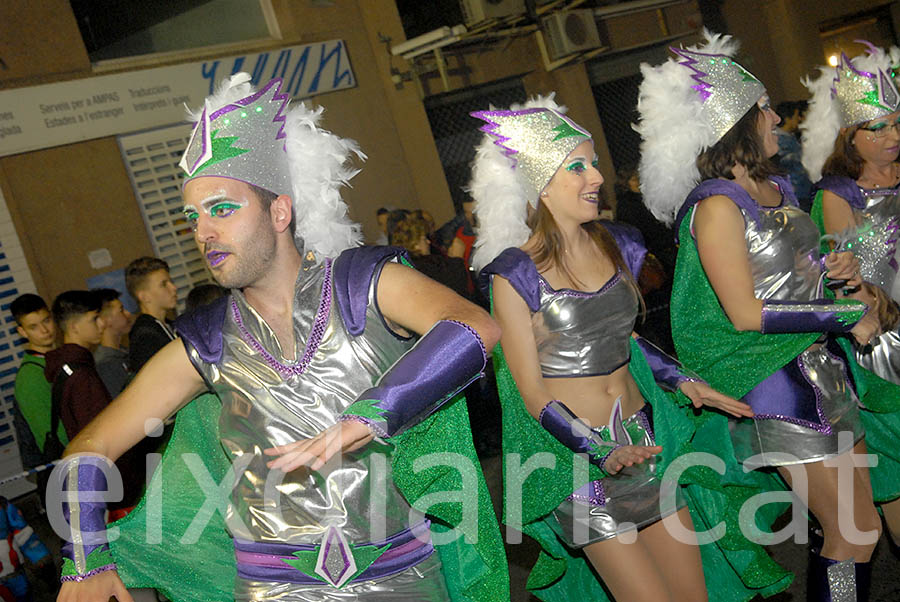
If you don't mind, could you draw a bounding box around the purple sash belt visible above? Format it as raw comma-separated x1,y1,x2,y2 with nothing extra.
234,521,434,587
742,346,842,434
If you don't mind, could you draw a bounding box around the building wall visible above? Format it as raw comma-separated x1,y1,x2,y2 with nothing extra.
721,0,899,104
3,0,894,300
0,1,441,301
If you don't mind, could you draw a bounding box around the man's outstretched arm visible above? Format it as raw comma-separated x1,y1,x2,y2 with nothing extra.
57,339,206,601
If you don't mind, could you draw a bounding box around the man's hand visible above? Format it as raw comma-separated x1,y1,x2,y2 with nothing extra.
58,570,133,602
263,420,375,472
679,380,754,418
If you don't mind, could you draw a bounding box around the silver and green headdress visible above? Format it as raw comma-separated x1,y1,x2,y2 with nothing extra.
801,42,900,182
180,73,363,258
468,95,592,271
635,31,765,226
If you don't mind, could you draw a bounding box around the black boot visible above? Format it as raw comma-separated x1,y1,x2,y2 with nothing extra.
807,551,856,601
855,559,872,602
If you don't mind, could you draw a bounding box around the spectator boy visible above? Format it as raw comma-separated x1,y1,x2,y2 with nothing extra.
11,294,64,464
93,288,133,397
44,291,109,440
124,257,177,373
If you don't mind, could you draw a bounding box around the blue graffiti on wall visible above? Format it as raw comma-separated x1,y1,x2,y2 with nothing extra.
201,40,355,97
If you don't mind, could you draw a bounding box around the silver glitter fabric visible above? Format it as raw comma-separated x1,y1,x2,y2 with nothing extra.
834,186,900,385
471,108,591,205
831,53,900,127
532,271,638,377
550,405,685,547
673,48,765,143
179,78,292,195
826,558,857,602
184,255,448,595
833,188,900,299
721,204,864,466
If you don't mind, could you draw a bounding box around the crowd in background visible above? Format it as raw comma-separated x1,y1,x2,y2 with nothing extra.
6,259,226,601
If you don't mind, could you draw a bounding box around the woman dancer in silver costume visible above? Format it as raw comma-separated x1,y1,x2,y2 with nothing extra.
802,41,900,552
637,32,884,600
472,96,758,601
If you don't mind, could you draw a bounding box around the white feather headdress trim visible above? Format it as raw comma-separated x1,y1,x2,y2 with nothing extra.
469,94,573,272
634,30,746,226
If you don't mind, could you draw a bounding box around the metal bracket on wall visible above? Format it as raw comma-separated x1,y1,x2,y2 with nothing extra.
533,29,607,72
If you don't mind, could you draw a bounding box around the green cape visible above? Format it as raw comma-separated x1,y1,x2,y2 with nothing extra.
109,390,509,601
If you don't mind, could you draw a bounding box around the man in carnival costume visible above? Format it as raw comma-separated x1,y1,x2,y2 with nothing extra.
637,31,887,600
54,73,507,602
471,95,792,601
801,42,900,550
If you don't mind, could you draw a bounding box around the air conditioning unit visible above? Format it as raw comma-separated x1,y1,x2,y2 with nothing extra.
459,0,526,25
541,9,602,60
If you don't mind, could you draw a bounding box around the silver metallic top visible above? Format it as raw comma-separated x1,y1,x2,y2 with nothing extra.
184,257,417,545
741,203,823,301
842,188,900,300
533,271,638,377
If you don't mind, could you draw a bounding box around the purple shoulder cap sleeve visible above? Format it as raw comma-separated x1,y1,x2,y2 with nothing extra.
334,245,409,336
770,174,799,206
173,294,230,364
674,178,762,242
600,220,648,279
814,175,865,210
478,248,541,312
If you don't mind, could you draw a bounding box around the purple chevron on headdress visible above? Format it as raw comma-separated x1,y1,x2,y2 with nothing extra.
180,77,293,195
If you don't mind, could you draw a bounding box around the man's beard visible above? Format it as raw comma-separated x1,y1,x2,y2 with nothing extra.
209,225,277,289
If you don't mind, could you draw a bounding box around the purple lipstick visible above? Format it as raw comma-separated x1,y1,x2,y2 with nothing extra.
207,250,230,267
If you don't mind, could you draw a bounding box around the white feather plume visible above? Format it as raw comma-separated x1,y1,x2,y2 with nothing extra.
801,45,900,182
634,30,741,226
469,94,568,272
184,72,254,121
284,102,364,258
799,67,842,183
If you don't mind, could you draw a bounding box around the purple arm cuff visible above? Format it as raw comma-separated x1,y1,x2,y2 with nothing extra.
634,336,704,392
341,319,486,438
57,455,115,577
760,299,867,334
538,400,619,475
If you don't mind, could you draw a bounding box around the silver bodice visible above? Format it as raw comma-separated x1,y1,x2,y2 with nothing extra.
741,204,823,301
532,271,638,377
184,258,417,545
732,202,863,465
846,188,900,300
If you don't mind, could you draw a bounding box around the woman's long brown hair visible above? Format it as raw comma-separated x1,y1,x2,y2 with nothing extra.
525,202,645,314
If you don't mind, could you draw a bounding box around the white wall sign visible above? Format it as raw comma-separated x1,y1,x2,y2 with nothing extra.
0,39,355,157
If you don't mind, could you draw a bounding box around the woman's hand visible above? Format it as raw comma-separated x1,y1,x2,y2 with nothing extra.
824,251,862,287
850,311,881,346
678,380,754,418
604,444,662,475
263,420,375,472
58,570,133,602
